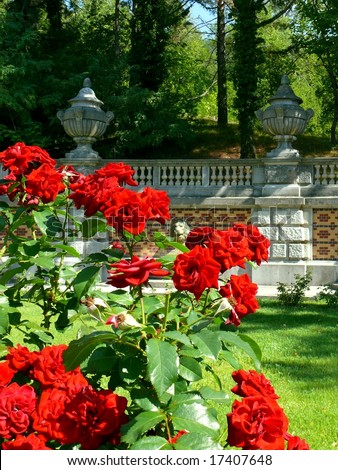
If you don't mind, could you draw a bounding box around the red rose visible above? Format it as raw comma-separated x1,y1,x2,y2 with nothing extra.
31,344,87,389
32,387,70,443
231,370,280,400
60,388,128,449
140,187,171,223
103,188,149,235
285,433,310,450
25,163,65,203
95,162,138,186
172,245,221,300
6,344,36,372
185,226,215,250
57,165,86,185
0,383,37,439
0,142,55,175
233,224,270,265
107,256,170,288
219,274,259,326
2,433,51,450
227,395,289,450
69,173,121,216
0,361,15,387
208,229,253,272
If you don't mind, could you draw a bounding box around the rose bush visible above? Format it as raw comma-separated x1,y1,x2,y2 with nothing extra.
0,142,310,450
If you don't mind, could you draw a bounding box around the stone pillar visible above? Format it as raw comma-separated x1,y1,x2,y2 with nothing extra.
249,197,312,285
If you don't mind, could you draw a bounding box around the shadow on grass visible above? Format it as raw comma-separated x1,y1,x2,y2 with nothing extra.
238,299,338,385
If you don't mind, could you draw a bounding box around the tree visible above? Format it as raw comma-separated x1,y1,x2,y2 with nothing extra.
231,0,296,159
129,0,189,91
292,0,338,144
217,1,228,126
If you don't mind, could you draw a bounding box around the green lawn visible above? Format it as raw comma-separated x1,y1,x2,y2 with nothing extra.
214,298,338,450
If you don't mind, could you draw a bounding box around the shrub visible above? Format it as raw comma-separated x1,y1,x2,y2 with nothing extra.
317,285,338,307
276,271,312,306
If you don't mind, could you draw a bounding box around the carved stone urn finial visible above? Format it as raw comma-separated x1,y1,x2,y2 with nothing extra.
57,78,114,159
256,74,314,158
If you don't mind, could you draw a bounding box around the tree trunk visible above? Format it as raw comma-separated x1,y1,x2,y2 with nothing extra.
217,0,228,127
330,87,338,145
114,0,121,58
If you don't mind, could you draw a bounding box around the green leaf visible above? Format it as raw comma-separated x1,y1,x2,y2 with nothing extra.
171,402,220,438
189,330,222,360
131,388,161,412
81,218,107,238
73,265,101,300
33,209,62,236
164,331,191,346
85,346,118,373
179,356,203,382
34,255,56,269
173,432,223,450
121,411,164,444
0,309,9,334
239,333,262,365
63,331,116,371
218,350,242,369
119,354,145,383
54,244,82,258
199,386,230,403
142,296,164,315
107,290,134,307
146,338,179,399
169,392,204,407
130,436,172,450
217,331,261,369
153,231,190,252
22,240,41,256
0,266,25,284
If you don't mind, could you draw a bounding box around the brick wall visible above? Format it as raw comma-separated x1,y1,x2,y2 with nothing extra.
313,208,338,260
1,207,337,262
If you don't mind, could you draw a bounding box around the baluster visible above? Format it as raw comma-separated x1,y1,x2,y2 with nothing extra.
138,166,146,185
181,166,188,186
187,166,193,186
224,166,231,186
216,167,222,185
168,166,175,186
321,164,329,184
313,165,321,184
195,166,202,185
210,166,217,185
244,165,251,185
160,166,168,185
329,164,335,184
237,166,244,185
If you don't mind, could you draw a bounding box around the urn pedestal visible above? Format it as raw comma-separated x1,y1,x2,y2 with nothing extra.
57,78,113,160
256,75,314,159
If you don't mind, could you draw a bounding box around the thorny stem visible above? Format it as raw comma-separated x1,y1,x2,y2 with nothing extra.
162,293,171,333
138,285,146,325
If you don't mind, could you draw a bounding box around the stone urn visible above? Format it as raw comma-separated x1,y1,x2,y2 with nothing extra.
256,75,314,158
57,78,114,159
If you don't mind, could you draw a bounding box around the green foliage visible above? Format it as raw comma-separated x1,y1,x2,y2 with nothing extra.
109,87,194,157
0,0,337,157
316,285,338,307
232,0,266,158
276,271,313,306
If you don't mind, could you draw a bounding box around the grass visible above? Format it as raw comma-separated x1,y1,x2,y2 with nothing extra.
208,297,338,450
143,119,338,160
